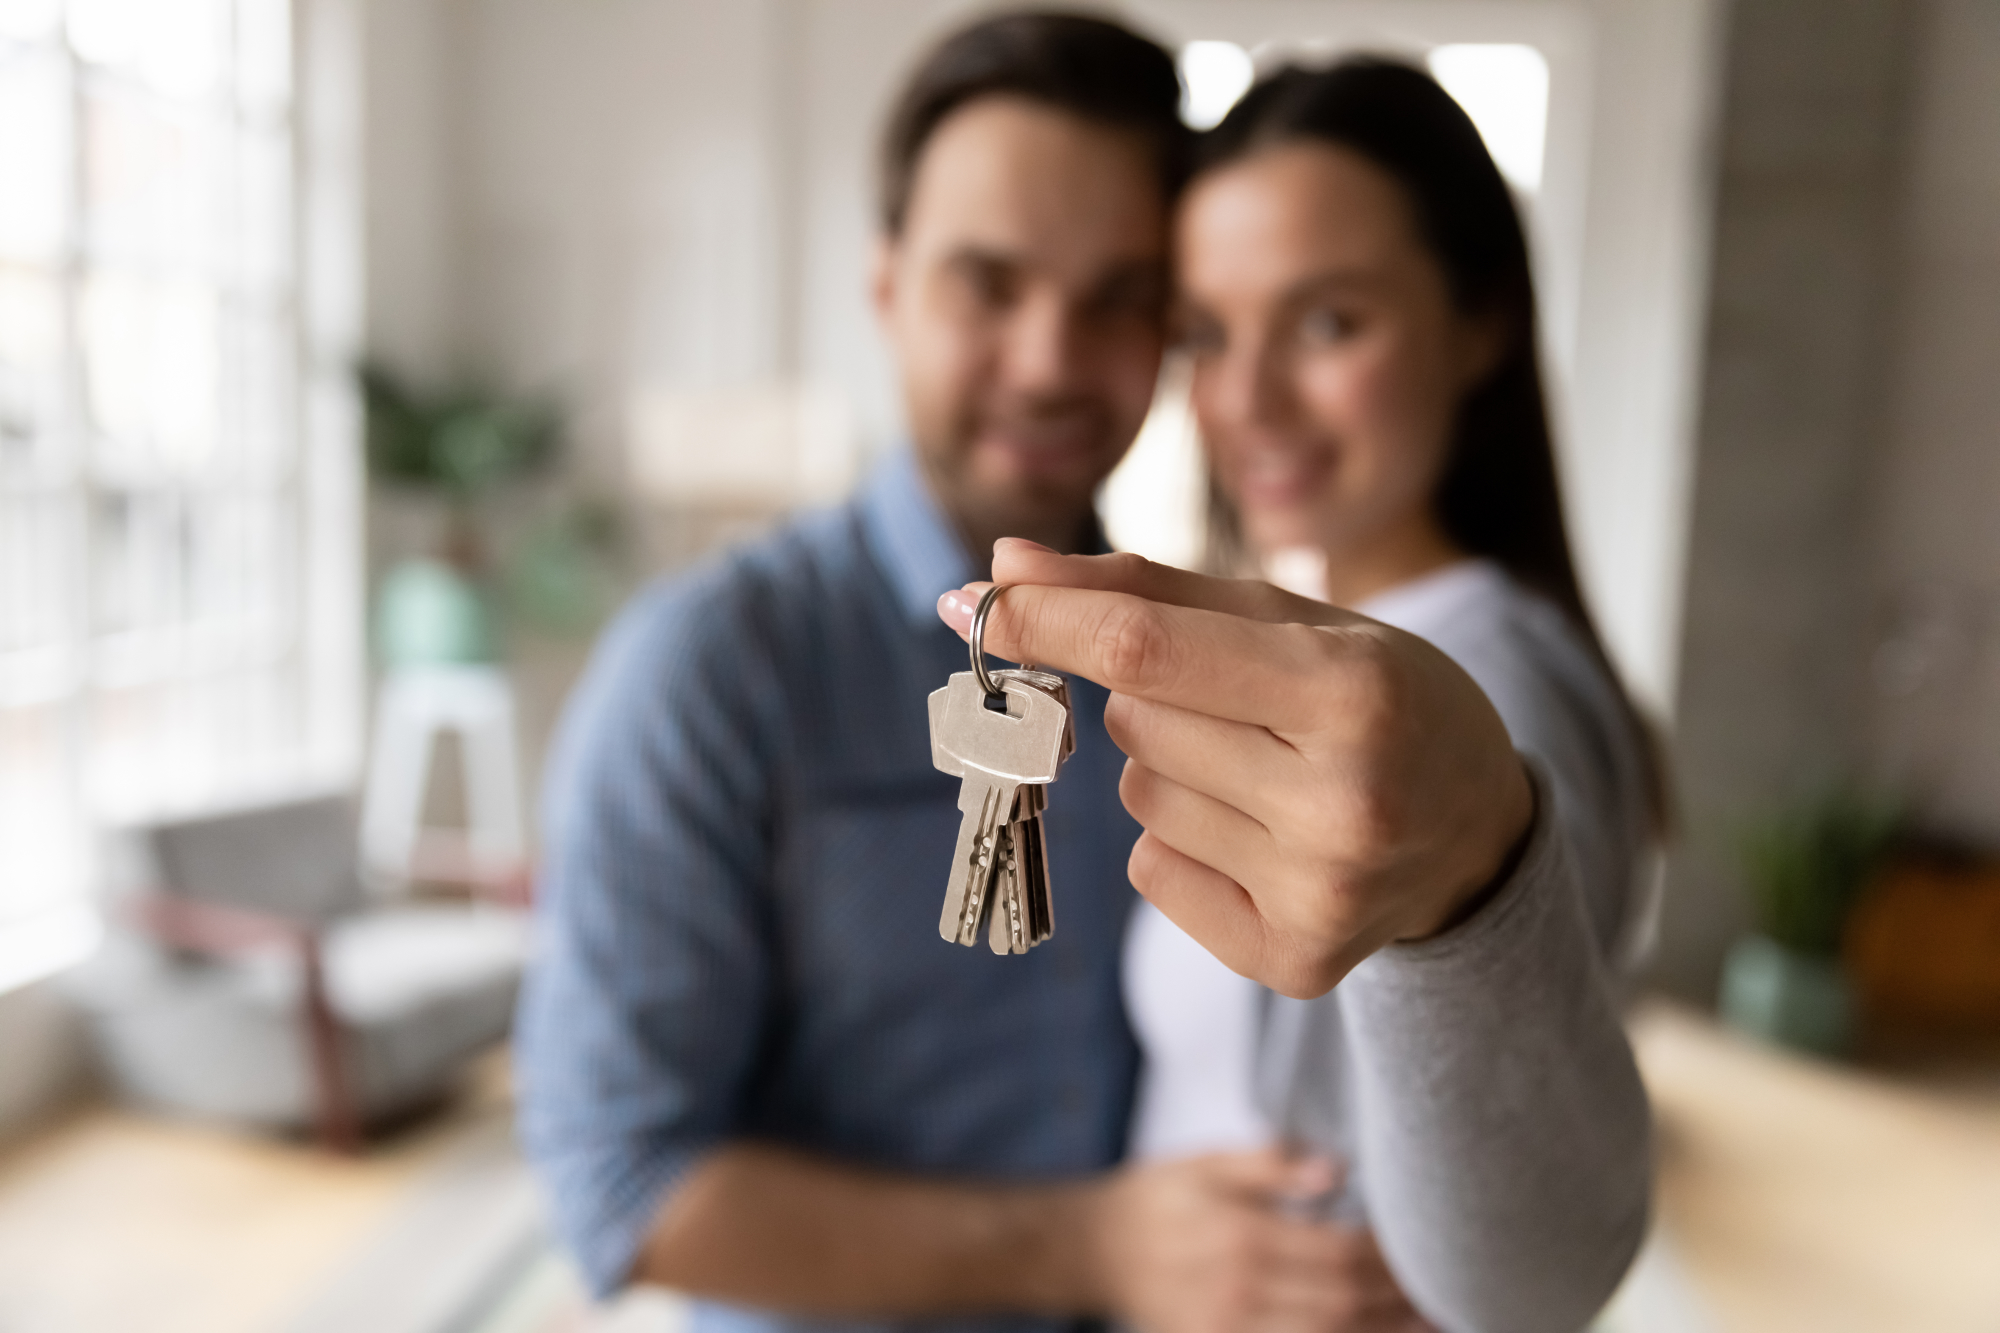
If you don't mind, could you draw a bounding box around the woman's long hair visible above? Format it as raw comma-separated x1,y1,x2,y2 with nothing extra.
1196,57,1666,822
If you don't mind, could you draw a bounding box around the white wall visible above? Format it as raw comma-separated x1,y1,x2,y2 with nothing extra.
364,0,795,476
1866,0,2000,844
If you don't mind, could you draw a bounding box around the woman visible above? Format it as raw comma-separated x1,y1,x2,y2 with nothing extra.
1120,58,1662,1330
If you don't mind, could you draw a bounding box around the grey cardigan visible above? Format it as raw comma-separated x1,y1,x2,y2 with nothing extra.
1252,564,1655,1333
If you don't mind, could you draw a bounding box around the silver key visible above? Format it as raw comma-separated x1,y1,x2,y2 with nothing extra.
990,669,1067,953
931,671,1068,948
989,822,1028,954
989,808,1049,954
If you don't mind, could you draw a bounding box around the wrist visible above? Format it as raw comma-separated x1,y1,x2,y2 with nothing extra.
990,1176,1118,1316
1402,755,1536,942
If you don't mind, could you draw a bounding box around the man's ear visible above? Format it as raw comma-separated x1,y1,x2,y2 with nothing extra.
869,234,900,333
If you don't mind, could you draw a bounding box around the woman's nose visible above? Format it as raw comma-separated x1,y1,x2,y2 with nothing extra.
1200,339,1289,432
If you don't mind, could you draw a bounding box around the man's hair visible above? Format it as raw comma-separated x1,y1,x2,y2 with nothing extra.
878,9,1191,234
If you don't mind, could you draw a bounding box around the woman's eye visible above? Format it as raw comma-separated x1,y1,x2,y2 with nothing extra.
1177,315,1224,356
1299,308,1356,345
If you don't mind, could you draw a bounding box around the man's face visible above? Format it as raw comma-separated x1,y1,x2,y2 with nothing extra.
873,96,1170,539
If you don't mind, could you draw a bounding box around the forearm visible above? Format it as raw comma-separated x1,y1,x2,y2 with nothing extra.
1340,775,1651,1333
633,1142,1113,1317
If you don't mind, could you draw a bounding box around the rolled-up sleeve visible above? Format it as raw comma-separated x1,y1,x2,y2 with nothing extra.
515,572,780,1297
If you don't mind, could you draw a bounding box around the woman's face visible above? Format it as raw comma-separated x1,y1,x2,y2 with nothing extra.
1176,142,1498,563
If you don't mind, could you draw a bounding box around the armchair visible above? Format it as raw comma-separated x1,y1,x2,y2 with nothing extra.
73,792,529,1151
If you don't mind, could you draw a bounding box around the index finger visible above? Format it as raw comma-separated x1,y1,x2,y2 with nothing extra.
937,580,1361,731
991,538,1359,627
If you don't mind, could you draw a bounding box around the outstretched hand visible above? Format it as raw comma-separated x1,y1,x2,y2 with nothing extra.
937,539,1532,998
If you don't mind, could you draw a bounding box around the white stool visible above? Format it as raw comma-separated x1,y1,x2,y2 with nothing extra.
361,664,524,889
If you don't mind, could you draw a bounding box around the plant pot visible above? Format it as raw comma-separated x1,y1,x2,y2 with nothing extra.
375,558,496,667
1718,932,1854,1058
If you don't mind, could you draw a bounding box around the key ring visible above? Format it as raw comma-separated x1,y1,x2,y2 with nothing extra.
971,583,1043,703
970,584,1009,700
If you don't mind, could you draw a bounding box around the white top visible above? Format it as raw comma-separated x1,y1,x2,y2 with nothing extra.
1123,557,1630,1162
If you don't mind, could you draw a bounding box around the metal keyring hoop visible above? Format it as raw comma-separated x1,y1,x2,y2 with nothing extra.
969,583,1008,699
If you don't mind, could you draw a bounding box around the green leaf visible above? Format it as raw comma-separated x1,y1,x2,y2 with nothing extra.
1736,785,1902,957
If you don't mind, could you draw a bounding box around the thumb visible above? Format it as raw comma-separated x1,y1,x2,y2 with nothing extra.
1185,1146,1302,1199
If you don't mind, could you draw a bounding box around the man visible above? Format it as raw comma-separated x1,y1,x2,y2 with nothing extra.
521,12,1370,1328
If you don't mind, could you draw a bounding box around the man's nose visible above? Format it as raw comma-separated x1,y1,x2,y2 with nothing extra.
1001,291,1086,396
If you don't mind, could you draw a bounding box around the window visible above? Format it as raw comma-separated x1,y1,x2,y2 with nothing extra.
0,0,356,988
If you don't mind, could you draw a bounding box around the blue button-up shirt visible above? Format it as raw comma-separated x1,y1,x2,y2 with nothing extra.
517,450,1143,1332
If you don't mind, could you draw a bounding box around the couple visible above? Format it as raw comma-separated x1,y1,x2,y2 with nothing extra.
518,11,1660,1333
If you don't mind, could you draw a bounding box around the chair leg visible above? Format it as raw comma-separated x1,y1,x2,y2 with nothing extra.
300,936,361,1153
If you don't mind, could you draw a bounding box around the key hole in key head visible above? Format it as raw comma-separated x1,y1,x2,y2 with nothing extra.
983,691,1009,714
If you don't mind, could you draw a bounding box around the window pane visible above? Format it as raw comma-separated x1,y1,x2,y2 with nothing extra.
224,304,293,477
82,83,228,272
0,493,73,659
69,0,229,103
0,45,69,264
0,492,79,715
0,265,64,473
91,486,183,642
0,704,82,920
234,0,290,115
186,488,291,643
82,270,221,473
0,0,61,42
87,666,297,816
232,125,291,293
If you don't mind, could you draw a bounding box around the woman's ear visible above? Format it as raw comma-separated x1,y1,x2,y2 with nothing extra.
1453,307,1510,393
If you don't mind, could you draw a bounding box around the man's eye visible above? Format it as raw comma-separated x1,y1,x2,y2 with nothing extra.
960,262,1020,309
1299,308,1357,345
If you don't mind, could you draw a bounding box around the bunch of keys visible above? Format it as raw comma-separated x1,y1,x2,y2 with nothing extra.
929,584,1075,954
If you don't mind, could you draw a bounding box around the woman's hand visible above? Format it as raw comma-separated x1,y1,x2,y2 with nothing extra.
937,540,1533,999
1086,1149,1433,1333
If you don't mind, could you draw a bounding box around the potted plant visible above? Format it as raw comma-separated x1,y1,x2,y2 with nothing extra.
1719,786,1901,1057
360,364,560,666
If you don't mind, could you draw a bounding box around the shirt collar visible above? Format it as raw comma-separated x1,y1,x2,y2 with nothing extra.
857,447,976,628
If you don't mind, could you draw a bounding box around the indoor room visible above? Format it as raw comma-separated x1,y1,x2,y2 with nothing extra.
1,1,1997,1331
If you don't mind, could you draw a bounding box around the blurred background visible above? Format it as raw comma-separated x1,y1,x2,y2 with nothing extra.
1,0,1997,1330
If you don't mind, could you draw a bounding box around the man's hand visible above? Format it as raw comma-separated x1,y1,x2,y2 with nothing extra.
937,540,1534,998
1090,1149,1433,1333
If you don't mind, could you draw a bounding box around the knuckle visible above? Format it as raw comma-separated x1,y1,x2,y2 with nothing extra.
1103,550,1154,586
1093,598,1172,690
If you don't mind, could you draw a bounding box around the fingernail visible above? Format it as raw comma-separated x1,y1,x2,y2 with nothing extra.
995,536,1055,555
937,587,978,633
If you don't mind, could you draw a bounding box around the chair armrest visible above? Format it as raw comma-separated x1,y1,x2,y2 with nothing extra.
122,893,360,1154
125,893,317,956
